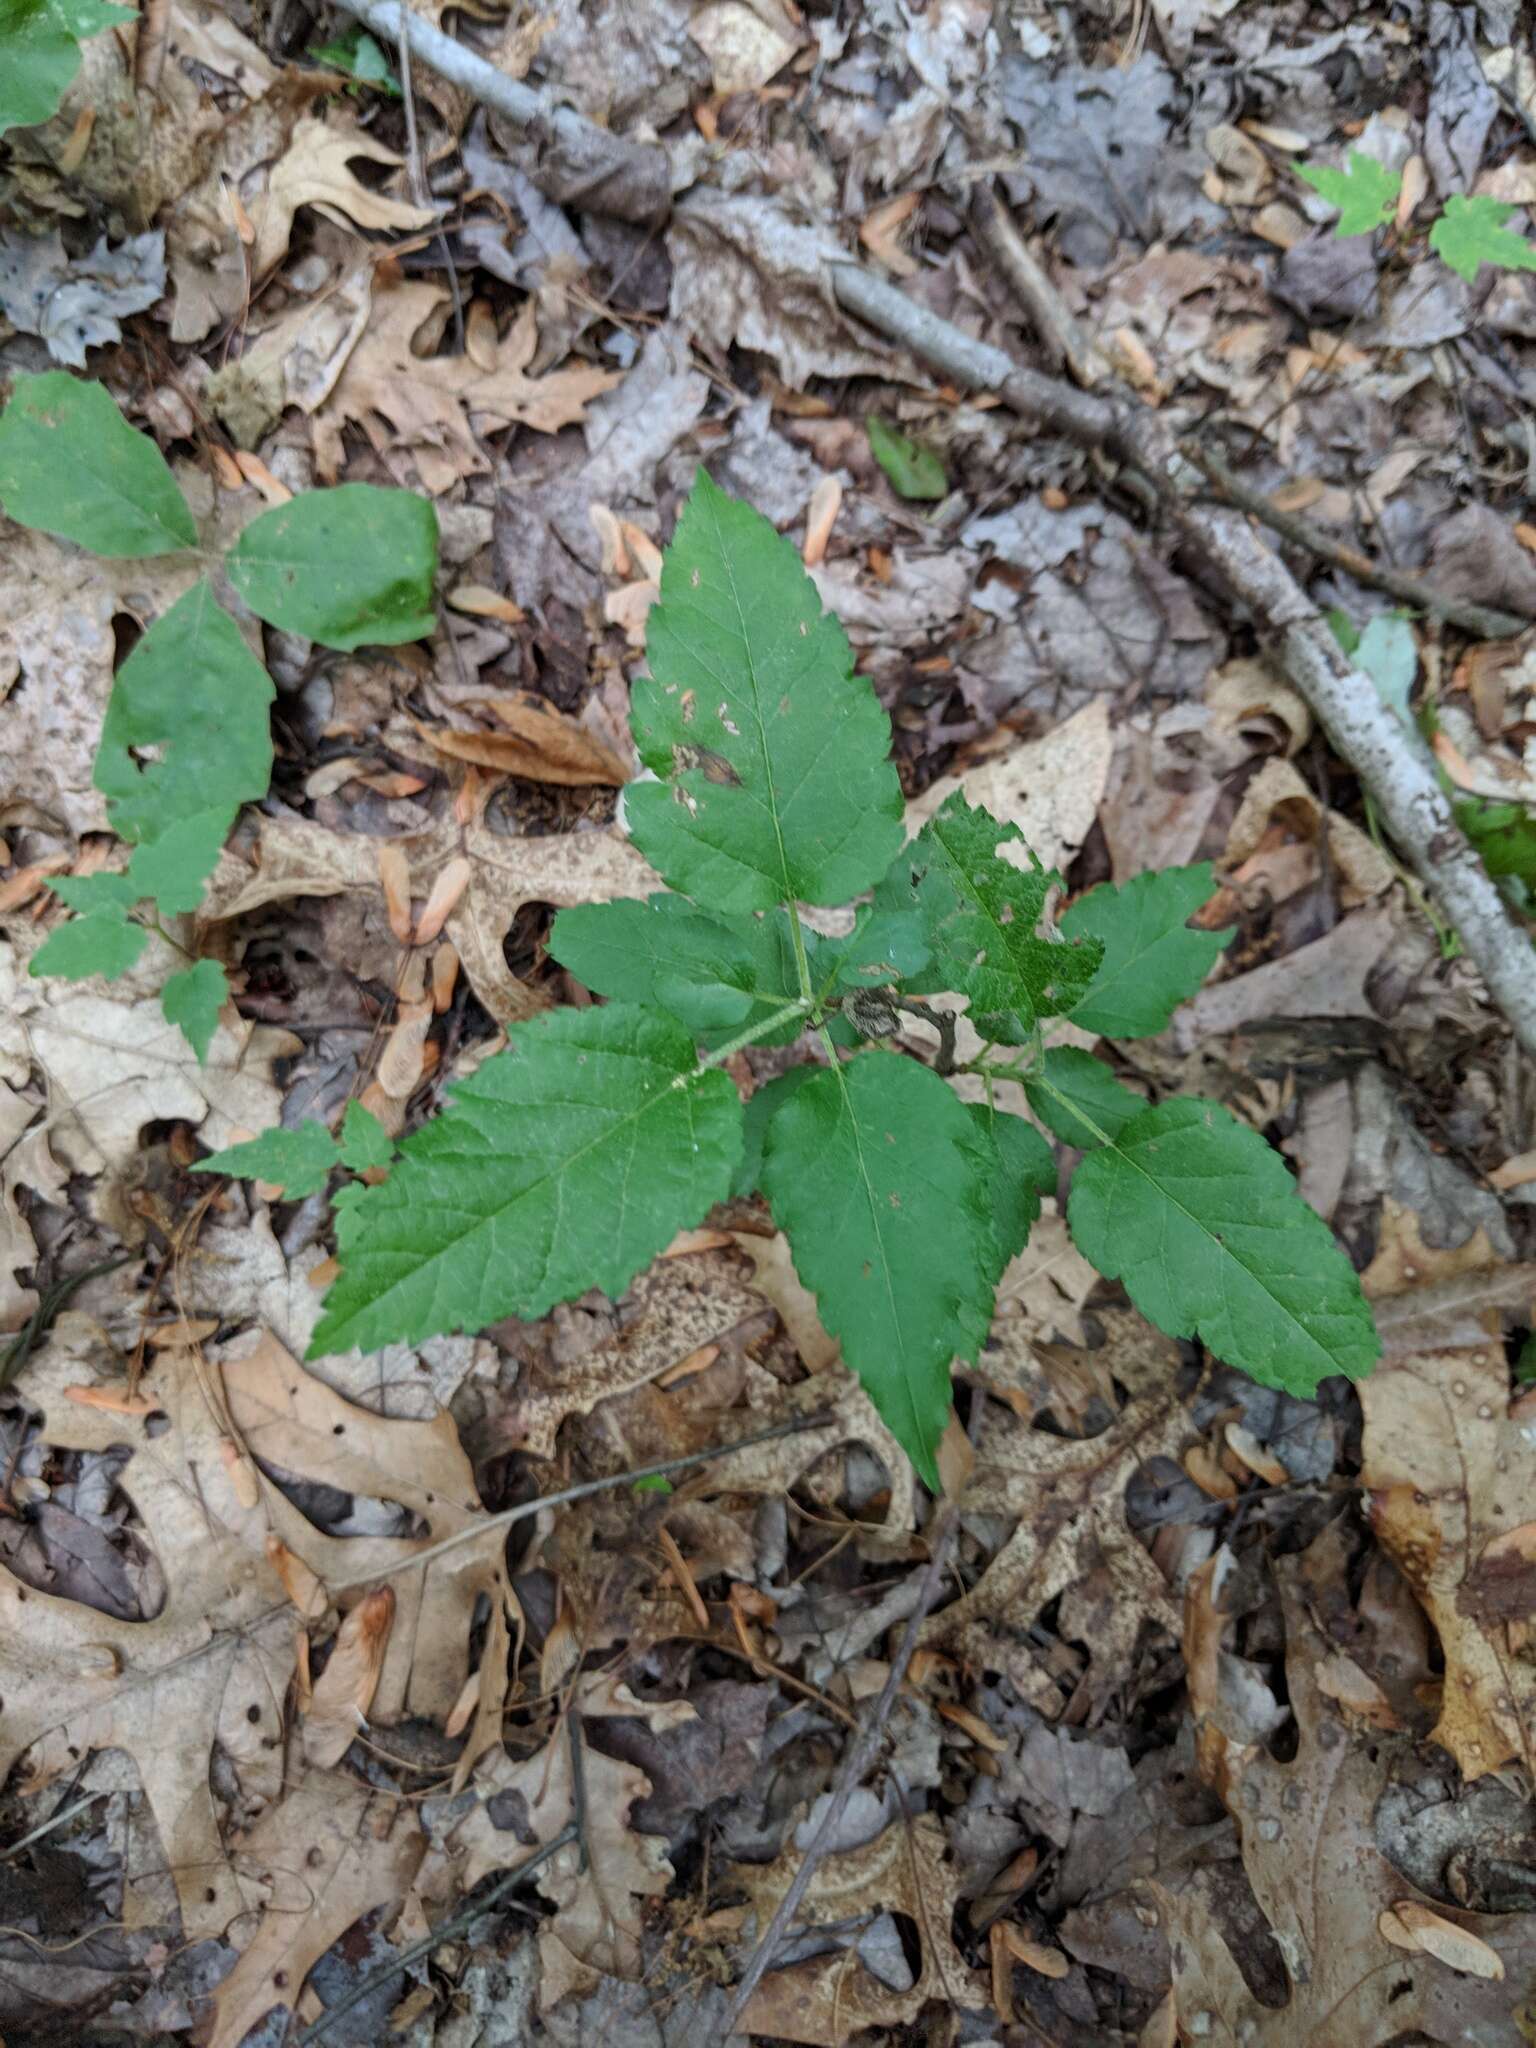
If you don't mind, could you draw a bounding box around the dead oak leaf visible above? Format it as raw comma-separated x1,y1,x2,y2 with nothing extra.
1151,1550,1536,2044
1360,1341,1536,1780
0,1343,294,1940
207,1774,424,2048
437,1672,694,2004
733,1815,987,2046
317,281,622,493
248,116,436,277
197,810,660,1024
224,1332,514,1776
921,1315,1186,1712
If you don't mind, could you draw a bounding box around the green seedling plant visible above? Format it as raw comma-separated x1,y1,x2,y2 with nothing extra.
202,474,1380,1486
0,371,440,1057
1296,150,1536,279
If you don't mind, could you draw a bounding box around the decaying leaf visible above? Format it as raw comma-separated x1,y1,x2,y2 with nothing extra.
247,116,436,277
437,1672,695,2005
415,693,629,788
207,1775,424,2048
1151,1547,1536,2043
1360,1341,1536,1779
733,1815,988,2046
0,1343,295,1938
905,700,1115,877
921,1314,1186,1712
317,282,623,492
197,810,660,1023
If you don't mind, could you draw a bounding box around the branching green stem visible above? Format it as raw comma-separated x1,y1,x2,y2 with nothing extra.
693,998,813,1073
1027,1070,1115,1149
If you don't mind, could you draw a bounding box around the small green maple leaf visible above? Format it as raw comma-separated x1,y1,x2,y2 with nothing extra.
1296,152,1401,236
1429,193,1536,281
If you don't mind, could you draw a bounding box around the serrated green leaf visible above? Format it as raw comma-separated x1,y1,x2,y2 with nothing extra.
1061,864,1231,1038
196,1119,343,1199
731,1065,816,1199
225,485,439,650
873,792,1102,1045
971,1101,1054,1277
0,0,135,135
1026,1047,1145,1149
29,908,146,981
1429,193,1536,281
127,808,235,916
47,870,140,915
1067,1096,1379,1396
819,905,932,990
626,471,905,913
94,582,274,845
338,1100,393,1172
550,895,808,1044
161,958,228,1062
1353,612,1416,727
762,1051,996,1488
1295,152,1400,235
1455,798,1536,883
310,1004,743,1357
0,373,197,555
866,416,948,501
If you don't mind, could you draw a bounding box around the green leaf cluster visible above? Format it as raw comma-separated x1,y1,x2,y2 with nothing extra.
0,373,440,1057
307,471,1379,1487
1296,152,1536,278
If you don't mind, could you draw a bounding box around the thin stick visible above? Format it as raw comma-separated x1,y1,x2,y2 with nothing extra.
326,1409,834,1594
332,0,668,222
1180,441,1528,640
828,260,1536,1064
721,1504,959,2032
969,186,1106,390
294,1823,579,2044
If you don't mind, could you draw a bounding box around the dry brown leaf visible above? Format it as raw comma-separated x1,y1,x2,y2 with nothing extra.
441,1671,694,1999
225,1333,514,1771
205,262,374,445
197,810,659,1024
0,940,297,1178
247,116,435,275
1360,1342,1536,1779
499,1248,766,1458
689,0,799,92
318,282,622,492
1361,1198,1505,1299
302,1584,395,1768
1205,654,1312,756
906,700,1114,876
1223,757,1394,905
416,694,629,788
922,1314,1184,1711
0,1344,295,1938
734,1816,987,2045
1151,1545,1536,2042
207,1775,423,2048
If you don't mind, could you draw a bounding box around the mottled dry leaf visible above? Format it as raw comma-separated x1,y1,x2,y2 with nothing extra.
198,811,659,1024
1360,1342,1536,1779
735,1816,987,2044
207,1776,423,2048
906,700,1114,875
247,117,435,275
922,1314,1185,1710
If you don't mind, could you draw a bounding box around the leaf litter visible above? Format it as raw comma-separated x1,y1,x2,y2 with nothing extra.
6,0,1536,2040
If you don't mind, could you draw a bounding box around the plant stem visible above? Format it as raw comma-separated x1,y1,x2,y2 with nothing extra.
692,998,813,1074
144,918,196,963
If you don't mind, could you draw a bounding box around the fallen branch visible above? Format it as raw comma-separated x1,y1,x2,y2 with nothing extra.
332,0,669,222
721,1504,960,2033
969,187,1106,390
830,260,1536,1063
1179,442,1530,641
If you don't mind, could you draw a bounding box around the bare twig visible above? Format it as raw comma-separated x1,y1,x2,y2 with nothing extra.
294,1822,579,2044
331,0,668,222
1180,442,1529,640
721,1505,959,2033
969,186,1106,390
326,1408,834,1594
829,260,1536,1063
